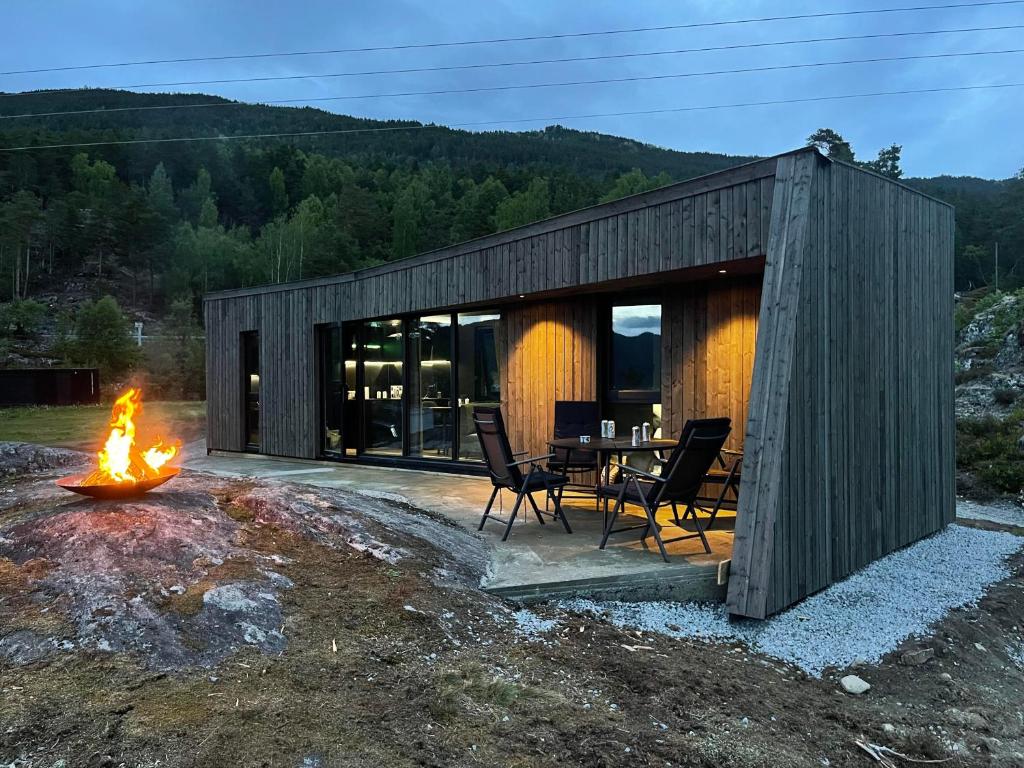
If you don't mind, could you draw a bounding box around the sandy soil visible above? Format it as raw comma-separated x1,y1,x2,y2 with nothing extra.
1,443,1023,767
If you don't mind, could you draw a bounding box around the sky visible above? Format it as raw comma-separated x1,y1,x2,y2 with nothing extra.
2,0,1022,179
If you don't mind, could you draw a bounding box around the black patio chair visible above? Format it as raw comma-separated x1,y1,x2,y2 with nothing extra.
597,418,731,561
548,400,601,507
473,406,572,541
698,448,742,529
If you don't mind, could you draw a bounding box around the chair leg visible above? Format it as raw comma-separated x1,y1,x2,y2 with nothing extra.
526,492,546,524
670,501,682,526
707,479,733,530
478,486,499,531
638,499,670,562
550,486,572,534
682,502,712,554
501,491,526,542
599,497,624,550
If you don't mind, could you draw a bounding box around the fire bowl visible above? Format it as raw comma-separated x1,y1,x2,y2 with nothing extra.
56,468,181,499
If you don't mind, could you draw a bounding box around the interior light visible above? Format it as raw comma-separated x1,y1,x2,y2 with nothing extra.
518,294,525,298
718,269,727,274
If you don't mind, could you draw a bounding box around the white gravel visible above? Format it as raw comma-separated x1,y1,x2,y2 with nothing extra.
957,498,1024,528
561,524,1021,677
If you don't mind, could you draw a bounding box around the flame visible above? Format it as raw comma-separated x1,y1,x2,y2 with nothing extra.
84,388,180,486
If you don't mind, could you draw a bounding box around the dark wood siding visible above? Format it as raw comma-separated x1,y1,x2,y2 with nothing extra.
727,156,956,619
205,158,778,459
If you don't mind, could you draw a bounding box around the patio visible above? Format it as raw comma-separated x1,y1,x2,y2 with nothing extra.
185,448,734,603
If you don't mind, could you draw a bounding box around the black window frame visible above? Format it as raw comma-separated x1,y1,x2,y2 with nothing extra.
602,300,663,405
316,309,502,468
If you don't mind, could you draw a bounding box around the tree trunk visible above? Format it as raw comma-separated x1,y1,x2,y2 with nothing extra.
22,243,29,298
13,244,21,299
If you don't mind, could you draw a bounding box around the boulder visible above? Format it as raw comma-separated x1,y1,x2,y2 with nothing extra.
900,648,935,666
840,675,871,695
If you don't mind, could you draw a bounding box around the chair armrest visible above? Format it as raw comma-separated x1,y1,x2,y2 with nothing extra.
507,452,555,468
721,448,743,457
512,450,529,457
618,465,665,483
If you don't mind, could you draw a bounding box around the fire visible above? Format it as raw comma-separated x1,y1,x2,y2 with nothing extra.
83,388,181,486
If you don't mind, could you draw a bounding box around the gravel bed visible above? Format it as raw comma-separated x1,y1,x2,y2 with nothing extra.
561,524,1022,677
957,498,1024,528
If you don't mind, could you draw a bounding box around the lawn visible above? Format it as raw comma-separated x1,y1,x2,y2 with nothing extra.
0,400,206,452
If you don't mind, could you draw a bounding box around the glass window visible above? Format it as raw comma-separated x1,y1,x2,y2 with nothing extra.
342,324,359,457
362,319,404,455
408,315,453,458
457,313,502,461
242,331,260,450
317,324,343,457
610,304,662,397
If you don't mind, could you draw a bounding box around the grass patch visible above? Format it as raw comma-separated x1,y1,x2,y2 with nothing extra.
429,665,522,721
0,401,205,451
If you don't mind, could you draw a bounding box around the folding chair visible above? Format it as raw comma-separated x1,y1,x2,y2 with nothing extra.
597,418,730,561
548,400,601,509
473,406,572,541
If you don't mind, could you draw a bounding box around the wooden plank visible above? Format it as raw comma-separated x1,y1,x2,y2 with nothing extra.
726,152,815,619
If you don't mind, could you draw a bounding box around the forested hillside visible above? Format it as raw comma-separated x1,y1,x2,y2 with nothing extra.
0,89,756,311
0,89,1021,395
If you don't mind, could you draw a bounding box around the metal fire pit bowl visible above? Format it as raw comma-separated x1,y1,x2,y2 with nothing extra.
56,467,181,499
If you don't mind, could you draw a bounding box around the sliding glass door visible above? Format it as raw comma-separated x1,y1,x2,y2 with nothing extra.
317,324,344,457
316,311,501,463
408,315,453,458
456,313,501,461
362,319,404,455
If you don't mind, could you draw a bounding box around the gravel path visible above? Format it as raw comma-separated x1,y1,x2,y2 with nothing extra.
957,497,1024,528
562,523,1022,677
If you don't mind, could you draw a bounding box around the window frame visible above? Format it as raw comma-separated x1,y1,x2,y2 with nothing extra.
603,300,663,405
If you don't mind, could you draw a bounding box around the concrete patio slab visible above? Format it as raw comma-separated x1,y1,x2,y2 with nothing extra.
184,447,734,603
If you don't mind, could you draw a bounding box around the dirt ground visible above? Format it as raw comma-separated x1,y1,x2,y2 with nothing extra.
1,443,1023,768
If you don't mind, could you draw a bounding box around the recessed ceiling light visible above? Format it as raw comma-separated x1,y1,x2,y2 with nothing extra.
718,269,727,274
518,294,525,298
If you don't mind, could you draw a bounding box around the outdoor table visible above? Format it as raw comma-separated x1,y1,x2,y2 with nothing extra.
548,436,678,529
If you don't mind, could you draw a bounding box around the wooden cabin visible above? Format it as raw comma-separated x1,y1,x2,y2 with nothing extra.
203,147,955,619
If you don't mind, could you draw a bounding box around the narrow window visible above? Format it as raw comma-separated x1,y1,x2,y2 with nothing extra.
241,331,260,451
606,304,663,440
457,313,502,461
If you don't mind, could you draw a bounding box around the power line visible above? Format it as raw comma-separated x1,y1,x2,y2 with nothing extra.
2,0,1022,76
2,46,1024,120
6,36,1024,98
4,24,1023,118
3,81,1021,152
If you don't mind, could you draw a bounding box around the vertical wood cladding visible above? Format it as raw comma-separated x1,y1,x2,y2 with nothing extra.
727,156,956,619
499,299,599,460
660,279,762,454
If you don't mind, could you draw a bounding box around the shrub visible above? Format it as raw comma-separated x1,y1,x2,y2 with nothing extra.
994,388,1019,406
955,364,993,385
64,295,139,379
0,298,46,338
139,298,205,400
957,413,1024,495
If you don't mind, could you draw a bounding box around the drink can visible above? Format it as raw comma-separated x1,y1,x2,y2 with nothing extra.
631,426,640,446
642,422,651,442
600,420,609,438
608,420,616,439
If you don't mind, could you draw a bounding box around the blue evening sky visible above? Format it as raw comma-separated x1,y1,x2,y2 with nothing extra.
2,0,1022,179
